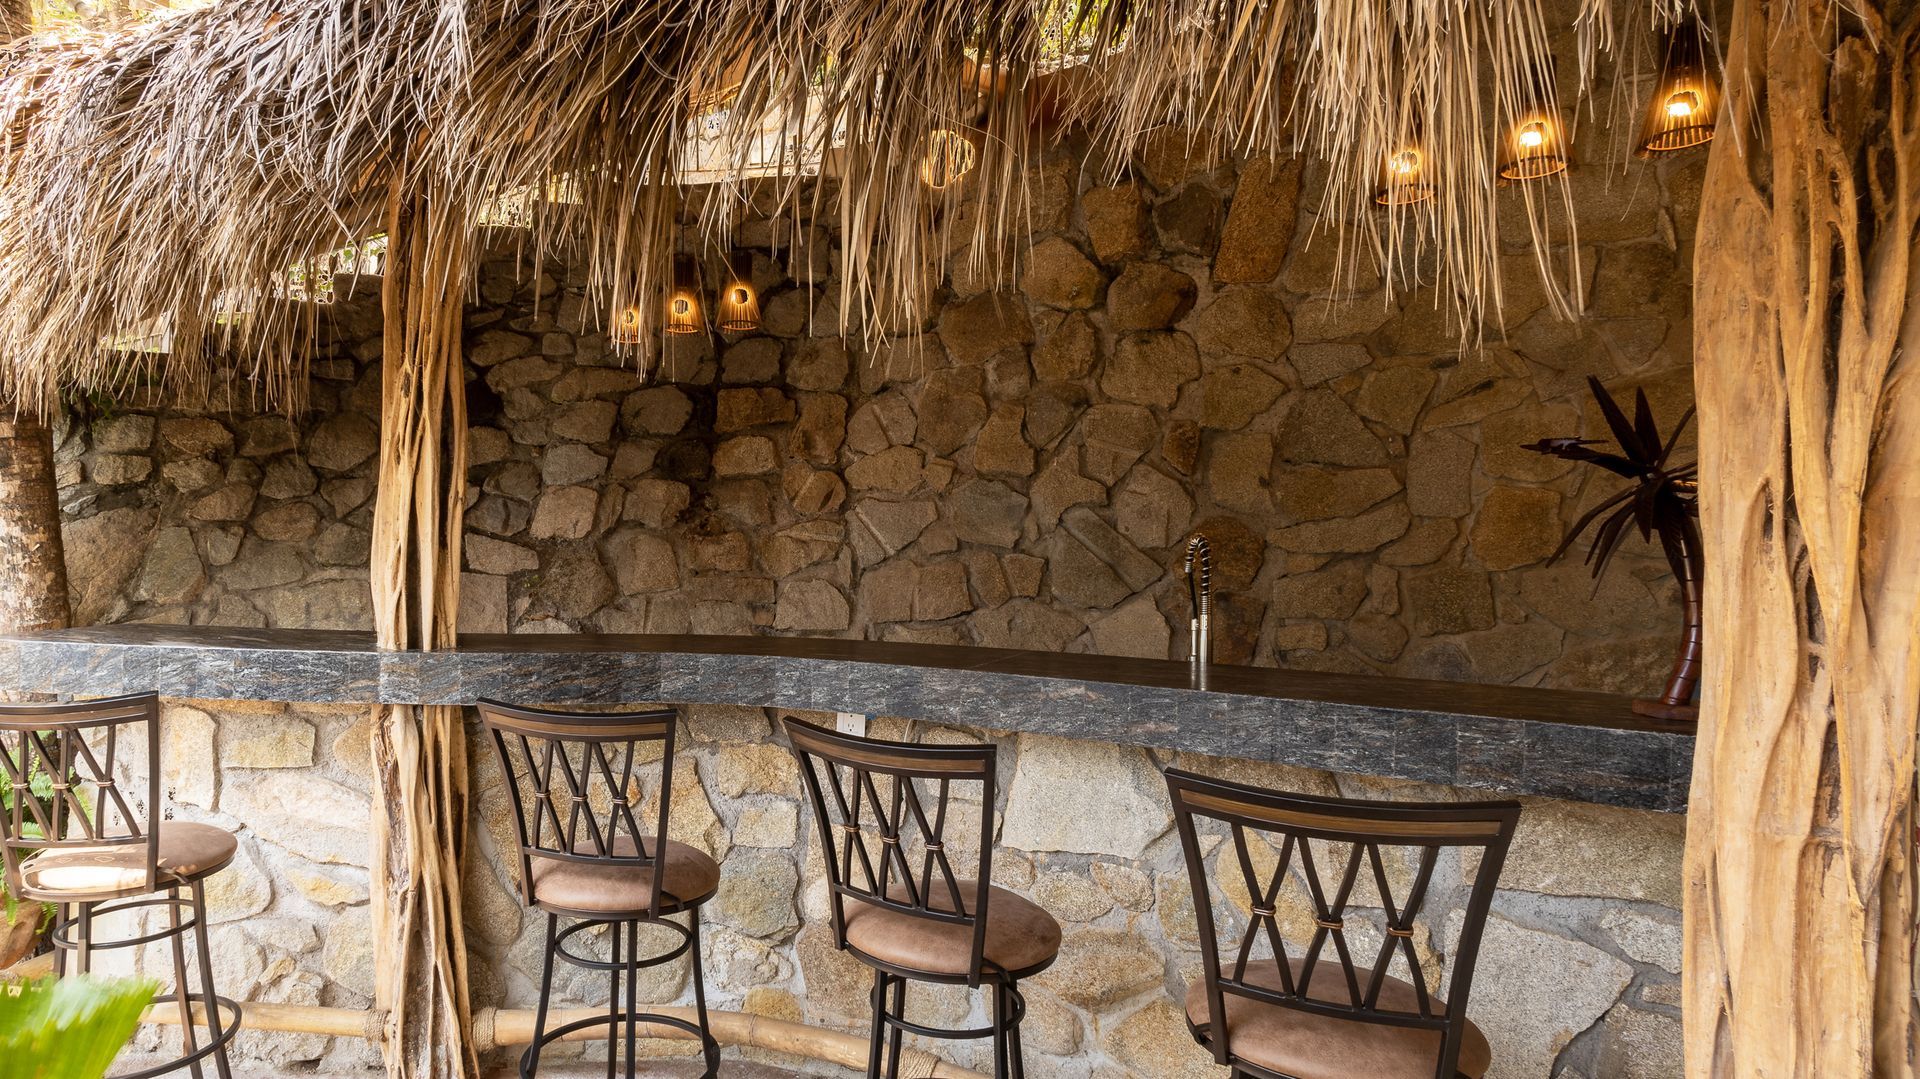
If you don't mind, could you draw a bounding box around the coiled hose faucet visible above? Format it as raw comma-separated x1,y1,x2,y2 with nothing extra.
1184,534,1212,668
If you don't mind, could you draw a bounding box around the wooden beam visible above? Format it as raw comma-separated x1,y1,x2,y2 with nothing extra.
1685,0,1920,1073
368,178,475,1079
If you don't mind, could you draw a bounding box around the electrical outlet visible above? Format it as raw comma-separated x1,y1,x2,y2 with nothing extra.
835,712,867,738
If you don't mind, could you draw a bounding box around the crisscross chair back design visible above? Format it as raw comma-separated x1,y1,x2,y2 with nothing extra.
0,694,160,899
1164,767,1521,1079
478,700,680,920
782,717,998,987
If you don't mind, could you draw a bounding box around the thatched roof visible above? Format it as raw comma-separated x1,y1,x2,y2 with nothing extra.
0,0,1678,415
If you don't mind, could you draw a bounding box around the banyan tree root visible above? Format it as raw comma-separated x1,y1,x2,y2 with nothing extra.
367,179,476,1079
1685,0,1920,1073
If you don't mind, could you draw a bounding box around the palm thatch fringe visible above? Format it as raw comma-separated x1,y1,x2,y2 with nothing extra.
0,0,1693,416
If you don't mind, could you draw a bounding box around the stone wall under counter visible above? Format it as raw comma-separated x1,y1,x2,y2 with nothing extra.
107,697,1684,1077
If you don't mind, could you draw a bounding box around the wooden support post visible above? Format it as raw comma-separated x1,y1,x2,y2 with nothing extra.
367,180,475,1079
0,413,70,643
1686,0,1920,1073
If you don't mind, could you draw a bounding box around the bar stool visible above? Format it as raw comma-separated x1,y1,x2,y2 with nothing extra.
0,693,241,1079
1162,767,1521,1079
476,700,721,1078
781,717,1060,1079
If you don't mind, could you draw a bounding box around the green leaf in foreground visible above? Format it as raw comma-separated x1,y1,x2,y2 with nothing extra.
0,975,159,1079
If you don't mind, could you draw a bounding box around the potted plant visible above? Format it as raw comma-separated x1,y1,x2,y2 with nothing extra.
0,975,160,1079
1526,376,1701,720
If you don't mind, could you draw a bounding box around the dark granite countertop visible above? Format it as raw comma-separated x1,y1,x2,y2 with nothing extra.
0,625,1694,811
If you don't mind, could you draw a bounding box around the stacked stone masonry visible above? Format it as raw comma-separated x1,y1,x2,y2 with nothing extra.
60,152,1699,693
96,700,1683,1078
53,117,1698,1074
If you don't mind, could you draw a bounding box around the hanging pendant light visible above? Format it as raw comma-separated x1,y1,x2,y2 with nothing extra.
921,128,978,190
1637,15,1717,156
1498,110,1569,181
1374,145,1435,206
665,253,704,335
610,305,644,347
715,251,760,332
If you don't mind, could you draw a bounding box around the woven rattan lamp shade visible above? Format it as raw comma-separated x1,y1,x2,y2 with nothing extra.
666,252,704,335
1637,16,1717,156
1374,146,1435,206
716,251,759,332
1497,112,1569,181
920,128,977,190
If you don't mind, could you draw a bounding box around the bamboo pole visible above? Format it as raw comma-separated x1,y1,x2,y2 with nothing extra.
367,178,475,1079
1684,0,1920,1073
140,1001,989,1079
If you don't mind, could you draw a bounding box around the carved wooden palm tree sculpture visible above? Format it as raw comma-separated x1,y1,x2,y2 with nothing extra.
1526,376,1701,721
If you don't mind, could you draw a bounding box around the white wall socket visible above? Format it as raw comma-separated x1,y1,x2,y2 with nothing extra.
835,712,867,737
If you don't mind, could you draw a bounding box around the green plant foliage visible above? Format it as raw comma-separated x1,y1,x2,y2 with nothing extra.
0,975,159,1079
0,745,59,937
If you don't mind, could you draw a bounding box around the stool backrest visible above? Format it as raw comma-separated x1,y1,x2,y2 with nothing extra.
1164,767,1521,1079
0,694,161,898
477,699,679,919
781,717,997,986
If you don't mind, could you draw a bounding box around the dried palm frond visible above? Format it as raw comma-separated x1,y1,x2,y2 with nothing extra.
0,0,1694,416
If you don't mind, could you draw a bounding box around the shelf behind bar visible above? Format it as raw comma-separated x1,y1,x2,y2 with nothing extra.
0,624,1694,812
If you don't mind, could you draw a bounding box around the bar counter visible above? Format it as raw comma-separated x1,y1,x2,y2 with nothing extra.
0,624,1694,811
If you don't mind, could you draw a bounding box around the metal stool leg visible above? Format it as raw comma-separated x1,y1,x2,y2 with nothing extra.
885,975,907,1079
523,913,559,1079
187,882,234,1079
51,905,69,977
606,921,621,1079
165,887,206,1079
75,901,93,975
1006,979,1027,1079
687,908,718,1077
866,969,889,1079
622,920,638,1079
989,979,1009,1079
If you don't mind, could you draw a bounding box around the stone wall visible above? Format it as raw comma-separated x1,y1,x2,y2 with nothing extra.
56,138,1702,694
109,698,1684,1077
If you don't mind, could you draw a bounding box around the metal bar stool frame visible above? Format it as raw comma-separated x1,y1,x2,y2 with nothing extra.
477,699,721,1079
0,693,240,1079
783,717,1049,1079
1164,767,1522,1079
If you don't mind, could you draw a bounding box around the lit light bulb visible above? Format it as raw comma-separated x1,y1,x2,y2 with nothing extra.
612,307,643,346
671,297,692,316
731,287,749,305
1665,90,1699,118
1390,150,1420,175
1518,122,1547,149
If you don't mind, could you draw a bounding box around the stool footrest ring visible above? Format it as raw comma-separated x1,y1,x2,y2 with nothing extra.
879,980,1026,1042
113,993,242,1079
518,1011,718,1079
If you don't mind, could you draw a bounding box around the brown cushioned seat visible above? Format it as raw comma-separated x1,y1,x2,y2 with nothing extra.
1185,959,1493,1079
842,880,1061,979
528,836,720,915
19,821,237,900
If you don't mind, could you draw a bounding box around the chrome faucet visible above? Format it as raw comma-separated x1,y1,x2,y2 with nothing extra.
1184,534,1212,667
